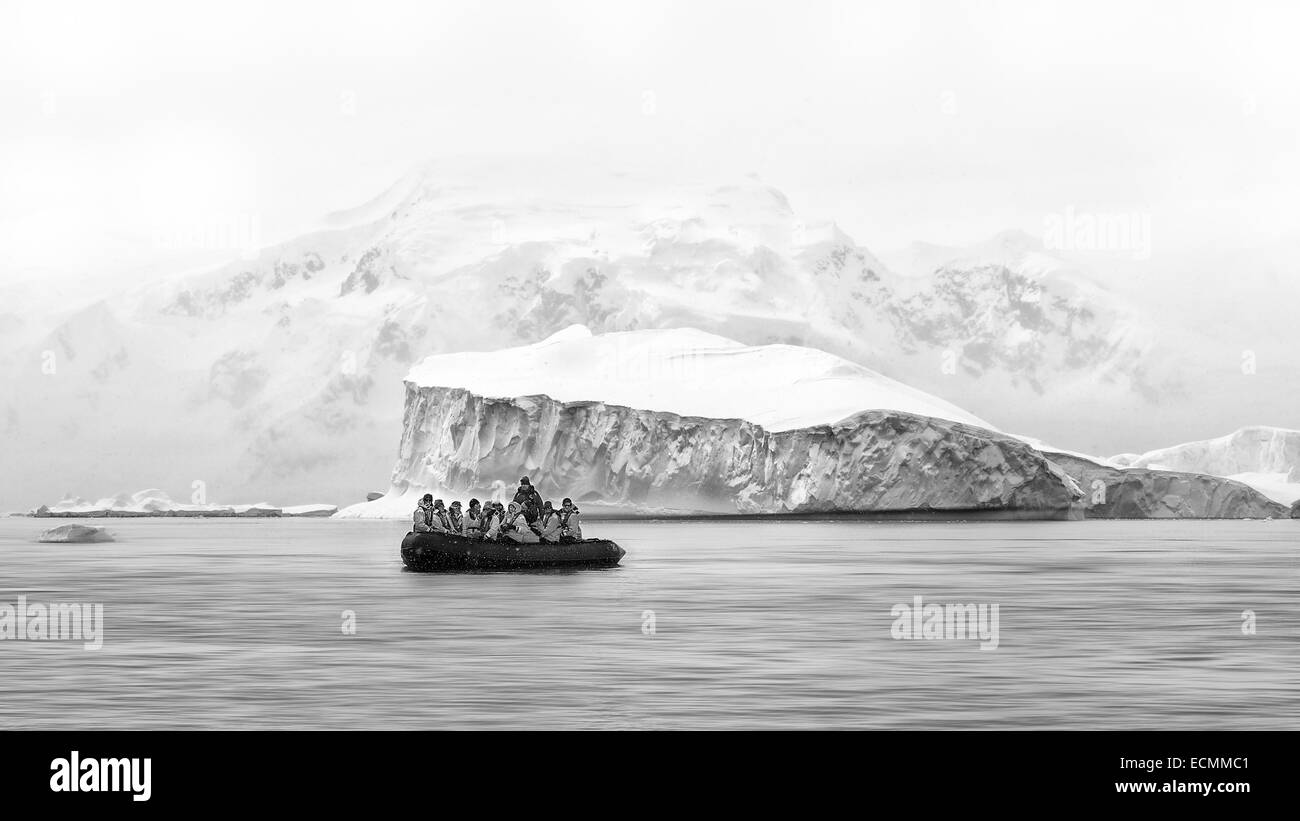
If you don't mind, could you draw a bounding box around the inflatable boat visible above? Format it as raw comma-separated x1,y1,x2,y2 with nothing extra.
400,530,625,571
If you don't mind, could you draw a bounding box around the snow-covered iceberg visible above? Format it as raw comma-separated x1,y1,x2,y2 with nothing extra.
1042,451,1289,519
342,328,1080,517
404,325,992,431
1111,426,1300,505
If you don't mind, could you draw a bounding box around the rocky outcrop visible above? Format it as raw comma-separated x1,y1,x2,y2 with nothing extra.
1043,452,1289,519
388,385,1083,516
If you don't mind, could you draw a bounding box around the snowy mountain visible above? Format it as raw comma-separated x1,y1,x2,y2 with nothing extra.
1,159,1287,509
887,229,1094,283
880,229,1297,457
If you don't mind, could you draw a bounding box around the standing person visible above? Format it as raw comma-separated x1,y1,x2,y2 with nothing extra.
559,497,582,541
538,501,562,543
448,501,464,535
465,499,483,539
412,494,436,533
512,476,544,524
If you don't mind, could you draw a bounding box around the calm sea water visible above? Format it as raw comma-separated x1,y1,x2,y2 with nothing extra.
1,517,1296,730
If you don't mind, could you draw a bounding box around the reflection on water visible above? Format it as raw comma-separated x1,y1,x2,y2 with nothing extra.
1,517,1297,729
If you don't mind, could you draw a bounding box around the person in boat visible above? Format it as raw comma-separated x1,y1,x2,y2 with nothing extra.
495,502,510,537
412,493,437,533
502,502,540,543
464,499,483,539
430,499,453,533
513,476,544,525
559,497,582,541
482,502,503,540
538,501,562,543
448,500,464,535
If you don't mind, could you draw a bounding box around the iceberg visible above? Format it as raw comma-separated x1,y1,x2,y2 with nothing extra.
345,328,1080,517
404,325,993,431
1111,426,1300,505
1041,451,1288,519
342,327,1288,521
38,524,115,543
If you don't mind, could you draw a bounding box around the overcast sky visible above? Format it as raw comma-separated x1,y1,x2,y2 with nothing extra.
2,0,1298,286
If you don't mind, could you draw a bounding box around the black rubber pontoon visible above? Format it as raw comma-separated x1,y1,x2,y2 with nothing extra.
401,530,625,571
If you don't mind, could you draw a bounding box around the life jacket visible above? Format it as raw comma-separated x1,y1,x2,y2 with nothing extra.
433,509,451,531
448,510,463,532
465,510,481,531
418,504,434,529
559,506,581,537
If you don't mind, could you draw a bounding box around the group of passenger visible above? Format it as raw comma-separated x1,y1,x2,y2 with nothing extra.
412,476,584,544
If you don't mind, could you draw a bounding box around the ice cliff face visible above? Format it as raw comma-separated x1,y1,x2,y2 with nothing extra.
1044,452,1289,519
387,385,1082,516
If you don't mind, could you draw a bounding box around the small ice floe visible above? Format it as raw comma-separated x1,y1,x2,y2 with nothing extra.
38,524,115,543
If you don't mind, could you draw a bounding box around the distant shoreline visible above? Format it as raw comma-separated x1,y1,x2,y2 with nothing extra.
16,507,1082,522
15,506,1293,522
23,509,335,519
